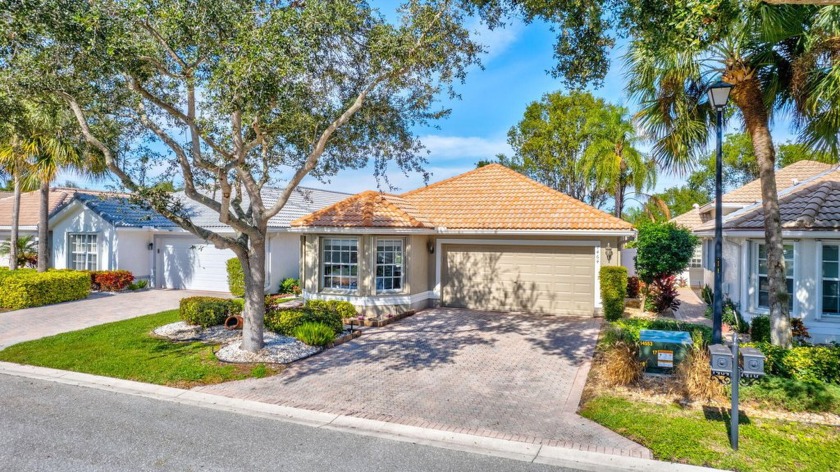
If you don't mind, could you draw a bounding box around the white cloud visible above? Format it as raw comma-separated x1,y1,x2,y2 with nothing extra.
470,18,523,62
420,134,511,160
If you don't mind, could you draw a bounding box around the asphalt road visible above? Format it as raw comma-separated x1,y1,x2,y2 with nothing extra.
0,375,583,472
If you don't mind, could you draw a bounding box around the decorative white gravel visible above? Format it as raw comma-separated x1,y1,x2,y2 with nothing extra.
152,321,240,344
215,332,322,364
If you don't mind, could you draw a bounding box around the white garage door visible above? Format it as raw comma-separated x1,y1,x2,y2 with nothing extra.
157,237,234,292
441,244,595,316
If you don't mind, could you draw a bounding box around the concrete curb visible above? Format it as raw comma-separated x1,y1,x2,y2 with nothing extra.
0,362,720,472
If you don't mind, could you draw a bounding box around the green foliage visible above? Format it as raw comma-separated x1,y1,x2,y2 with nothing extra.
265,309,307,336
226,258,245,297
738,376,840,415
749,342,840,385
179,297,233,328
599,266,627,321
128,279,148,291
0,310,275,386
293,322,335,347
497,90,651,209
700,285,713,305
279,277,301,295
751,315,772,343
266,300,349,336
704,298,749,333
0,235,38,268
634,221,698,283
0,270,90,309
229,298,244,316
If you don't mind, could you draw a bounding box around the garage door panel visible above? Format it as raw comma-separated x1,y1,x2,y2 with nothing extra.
158,237,234,292
441,244,594,316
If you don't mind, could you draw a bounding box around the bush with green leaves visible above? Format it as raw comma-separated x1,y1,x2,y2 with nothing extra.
705,298,749,333
180,296,234,328
279,277,301,295
226,258,245,297
634,221,698,284
0,270,90,309
293,322,335,347
265,308,308,336
700,285,713,305
607,317,711,347
599,266,627,321
265,300,349,336
748,342,840,384
751,315,771,343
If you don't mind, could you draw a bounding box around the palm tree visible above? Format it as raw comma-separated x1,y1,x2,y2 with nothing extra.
0,235,38,268
0,109,38,271
626,3,840,347
582,104,655,219
17,101,105,272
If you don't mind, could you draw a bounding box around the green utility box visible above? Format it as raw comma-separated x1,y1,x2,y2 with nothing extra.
638,330,693,374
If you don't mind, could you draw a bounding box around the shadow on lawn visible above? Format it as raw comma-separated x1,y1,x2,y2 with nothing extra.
276,308,601,384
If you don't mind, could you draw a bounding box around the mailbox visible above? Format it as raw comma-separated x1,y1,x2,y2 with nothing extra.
709,344,734,377
740,347,766,378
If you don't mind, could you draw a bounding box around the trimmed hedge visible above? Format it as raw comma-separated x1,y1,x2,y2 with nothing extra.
226,258,245,297
265,308,307,336
265,300,352,336
89,270,135,291
180,296,234,328
0,270,90,309
600,266,627,322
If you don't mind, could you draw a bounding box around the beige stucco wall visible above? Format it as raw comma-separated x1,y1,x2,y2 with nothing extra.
301,232,625,316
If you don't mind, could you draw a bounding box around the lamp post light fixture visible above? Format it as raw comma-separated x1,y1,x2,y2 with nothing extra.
707,80,732,345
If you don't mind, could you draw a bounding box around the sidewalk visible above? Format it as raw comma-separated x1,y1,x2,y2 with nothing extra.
674,287,712,326
0,361,721,472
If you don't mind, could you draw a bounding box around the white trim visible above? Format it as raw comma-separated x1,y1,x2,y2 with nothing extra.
594,244,602,308
432,238,601,305
319,236,360,293
435,229,635,236
817,240,824,321
748,240,797,315
695,230,840,238
290,227,436,235
303,290,434,308
372,237,406,295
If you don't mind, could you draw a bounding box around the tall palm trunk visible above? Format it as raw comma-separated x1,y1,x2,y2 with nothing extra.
731,73,791,347
614,157,627,219
37,179,49,272
9,174,21,270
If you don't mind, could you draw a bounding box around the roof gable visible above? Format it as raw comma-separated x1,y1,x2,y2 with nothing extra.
721,160,834,204
292,164,633,231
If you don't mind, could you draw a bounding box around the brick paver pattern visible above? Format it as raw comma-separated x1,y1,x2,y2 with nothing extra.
196,308,650,458
0,289,226,349
675,287,712,326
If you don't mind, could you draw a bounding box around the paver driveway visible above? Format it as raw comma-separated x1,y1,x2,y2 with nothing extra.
0,289,225,349
197,308,649,457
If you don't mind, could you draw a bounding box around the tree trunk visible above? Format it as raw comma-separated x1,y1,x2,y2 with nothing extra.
732,76,791,347
37,180,49,272
9,175,21,270
240,235,266,353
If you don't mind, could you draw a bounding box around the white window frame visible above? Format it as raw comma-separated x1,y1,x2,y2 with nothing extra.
374,238,405,294
817,241,840,320
68,233,99,271
750,241,796,314
689,245,702,268
320,237,359,293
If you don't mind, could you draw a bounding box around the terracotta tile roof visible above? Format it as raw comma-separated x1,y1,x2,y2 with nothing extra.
292,190,434,228
670,207,707,230
721,160,834,204
702,169,840,232
0,189,76,227
292,164,633,231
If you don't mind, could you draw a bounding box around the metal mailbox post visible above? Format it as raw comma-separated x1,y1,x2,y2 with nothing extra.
708,333,766,450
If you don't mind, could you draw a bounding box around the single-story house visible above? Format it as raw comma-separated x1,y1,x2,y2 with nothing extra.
37,186,349,292
673,160,840,343
290,164,635,316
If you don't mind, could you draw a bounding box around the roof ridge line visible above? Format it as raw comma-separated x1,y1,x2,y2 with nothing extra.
400,164,500,198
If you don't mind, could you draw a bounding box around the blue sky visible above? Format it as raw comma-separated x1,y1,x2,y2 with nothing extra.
63,9,799,207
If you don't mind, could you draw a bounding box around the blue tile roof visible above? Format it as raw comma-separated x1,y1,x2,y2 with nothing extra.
76,193,176,228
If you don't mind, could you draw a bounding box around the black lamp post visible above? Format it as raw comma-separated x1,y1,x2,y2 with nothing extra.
707,81,732,345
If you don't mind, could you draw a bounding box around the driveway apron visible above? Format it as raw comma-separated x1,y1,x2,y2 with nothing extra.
196,308,649,457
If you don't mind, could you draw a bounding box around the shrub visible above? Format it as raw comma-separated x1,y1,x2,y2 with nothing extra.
230,298,245,316
750,342,840,384
179,296,233,327
791,318,811,344
634,221,698,284
226,258,245,297
626,276,640,299
751,315,771,343
600,266,627,322
704,298,749,333
89,270,135,291
602,341,644,387
700,285,713,305
676,346,723,401
293,322,335,347
127,279,149,291
279,277,301,295
645,275,680,314
0,270,90,309
303,300,346,334
609,317,712,346
327,300,357,320
265,308,307,336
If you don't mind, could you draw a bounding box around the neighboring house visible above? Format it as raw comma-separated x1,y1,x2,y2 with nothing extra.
290,164,635,316
671,204,706,287
47,187,349,293
672,160,840,343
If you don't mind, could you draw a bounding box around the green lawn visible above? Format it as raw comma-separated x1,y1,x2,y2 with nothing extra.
580,395,840,472
0,310,275,387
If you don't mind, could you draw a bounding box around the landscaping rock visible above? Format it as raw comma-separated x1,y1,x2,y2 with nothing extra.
153,321,240,344
215,332,322,364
